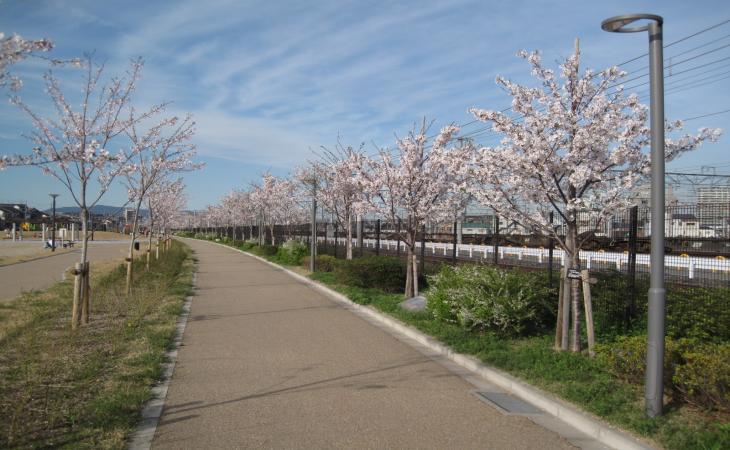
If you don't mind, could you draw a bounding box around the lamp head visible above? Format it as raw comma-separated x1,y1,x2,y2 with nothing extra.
602,14,662,33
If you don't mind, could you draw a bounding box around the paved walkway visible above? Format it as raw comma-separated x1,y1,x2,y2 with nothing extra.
152,239,576,449
0,241,132,301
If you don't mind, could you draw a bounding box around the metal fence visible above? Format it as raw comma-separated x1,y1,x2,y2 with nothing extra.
184,203,729,337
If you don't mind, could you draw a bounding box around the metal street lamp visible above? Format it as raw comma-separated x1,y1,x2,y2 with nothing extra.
602,13,666,418
50,194,59,251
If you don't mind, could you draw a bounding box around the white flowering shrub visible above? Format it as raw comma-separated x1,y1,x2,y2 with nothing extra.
426,265,552,337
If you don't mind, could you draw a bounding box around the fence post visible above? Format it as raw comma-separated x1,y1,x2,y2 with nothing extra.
548,212,555,289
420,224,426,276
452,220,458,264
626,205,639,330
493,214,500,265
375,219,381,256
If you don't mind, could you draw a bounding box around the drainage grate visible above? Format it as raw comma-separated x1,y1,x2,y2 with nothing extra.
473,391,543,416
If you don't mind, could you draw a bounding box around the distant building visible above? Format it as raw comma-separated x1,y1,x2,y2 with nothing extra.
628,184,678,208
125,208,137,225
697,186,730,229
698,186,730,205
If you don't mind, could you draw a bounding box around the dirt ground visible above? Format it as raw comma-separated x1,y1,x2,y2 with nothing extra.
1,231,132,242
0,242,74,266
0,241,147,302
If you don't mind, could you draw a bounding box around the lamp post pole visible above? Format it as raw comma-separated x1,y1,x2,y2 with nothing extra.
602,13,666,418
50,194,59,252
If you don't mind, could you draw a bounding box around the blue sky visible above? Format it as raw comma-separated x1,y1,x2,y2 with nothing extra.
1,0,729,209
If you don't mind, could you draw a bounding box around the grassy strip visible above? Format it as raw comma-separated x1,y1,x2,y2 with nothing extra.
307,271,728,450
181,235,729,449
0,240,194,449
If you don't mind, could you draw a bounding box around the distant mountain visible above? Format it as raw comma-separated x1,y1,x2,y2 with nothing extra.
46,205,148,217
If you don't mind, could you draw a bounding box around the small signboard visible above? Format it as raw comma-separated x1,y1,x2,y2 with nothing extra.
567,269,582,279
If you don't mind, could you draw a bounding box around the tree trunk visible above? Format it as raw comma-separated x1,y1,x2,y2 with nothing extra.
566,221,582,353
405,245,414,298
346,215,353,260
126,199,143,296
412,252,419,297
72,262,82,329
72,208,91,328
146,217,154,271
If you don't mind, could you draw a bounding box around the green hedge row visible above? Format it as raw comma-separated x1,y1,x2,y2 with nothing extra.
597,335,729,412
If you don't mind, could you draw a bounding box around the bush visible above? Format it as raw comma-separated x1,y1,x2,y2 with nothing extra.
673,342,730,411
252,244,278,256
426,265,552,337
596,335,730,411
596,335,682,386
334,256,408,293
666,286,730,342
302,255,339,272
238,241,255,250
276,240,308,265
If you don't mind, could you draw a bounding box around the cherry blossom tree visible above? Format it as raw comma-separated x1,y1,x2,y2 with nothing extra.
249,173,301,245
237,190,259,240
467,44,721,352
0,32,53,91
310,141,366,259
0,56,165,328
218,189,257,241
122,112,199,293
352,121,469,297
147,177,186,259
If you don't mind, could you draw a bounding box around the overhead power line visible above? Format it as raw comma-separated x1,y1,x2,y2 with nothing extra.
682,109,730,121
613,18,730,66
421,18,730,146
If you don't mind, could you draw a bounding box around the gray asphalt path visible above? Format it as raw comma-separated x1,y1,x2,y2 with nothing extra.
152,239,575,449
0,241,132,301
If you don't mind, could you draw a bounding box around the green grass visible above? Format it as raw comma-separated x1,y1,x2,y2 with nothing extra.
181,234,729,449
0,241,194,449
309,272,729,450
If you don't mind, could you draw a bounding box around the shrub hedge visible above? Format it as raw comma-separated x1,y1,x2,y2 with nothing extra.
596,335,729,412
333,256,410,293
301,255,339,272
276,240,308,265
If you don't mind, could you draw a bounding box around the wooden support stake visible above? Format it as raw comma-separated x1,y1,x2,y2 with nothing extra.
82,262,90,324
555,267,566,350
561,272,570,351
581,269,596,357
71,262,82,329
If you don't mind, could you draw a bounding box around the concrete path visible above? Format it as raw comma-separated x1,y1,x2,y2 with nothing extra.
0,241,132,301
151,239,581,449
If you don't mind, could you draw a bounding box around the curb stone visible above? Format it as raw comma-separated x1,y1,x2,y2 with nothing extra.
127,261,198,450
180,238,657,450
